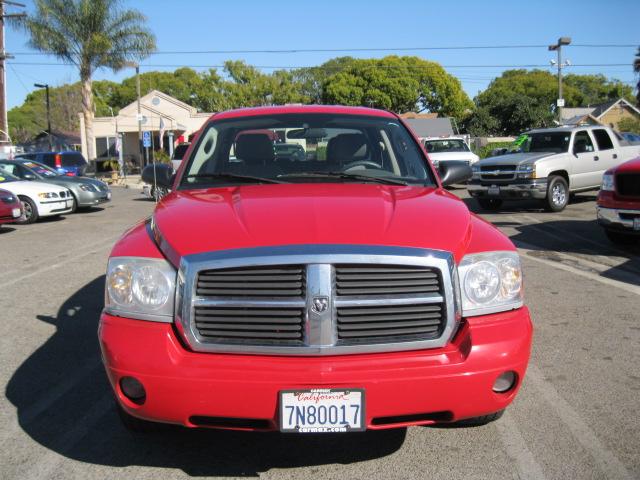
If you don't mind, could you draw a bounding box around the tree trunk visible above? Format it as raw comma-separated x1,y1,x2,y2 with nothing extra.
81,75,95,160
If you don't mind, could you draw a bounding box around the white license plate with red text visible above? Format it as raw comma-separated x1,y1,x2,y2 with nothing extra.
280,389,365,433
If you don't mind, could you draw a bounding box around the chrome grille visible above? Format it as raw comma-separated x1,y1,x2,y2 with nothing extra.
616,173,640,197
179,245,458,355
335,265,441,296
194,305,304,344
197,265,304,297
480,165,516,181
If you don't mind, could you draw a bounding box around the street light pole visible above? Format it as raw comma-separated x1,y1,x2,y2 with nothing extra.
34,83,52,151
548,37,571,124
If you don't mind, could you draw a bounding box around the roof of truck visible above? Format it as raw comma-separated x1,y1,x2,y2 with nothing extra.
211,105,397,121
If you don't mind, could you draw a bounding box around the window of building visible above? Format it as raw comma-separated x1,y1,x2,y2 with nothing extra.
96,136,117,158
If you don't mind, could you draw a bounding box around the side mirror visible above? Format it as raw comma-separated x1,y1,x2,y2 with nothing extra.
23,173,37,180
142,163,174,189
438,161,473,187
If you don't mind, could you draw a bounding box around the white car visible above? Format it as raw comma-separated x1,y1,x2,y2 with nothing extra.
423,137,479,168
0,170,73,223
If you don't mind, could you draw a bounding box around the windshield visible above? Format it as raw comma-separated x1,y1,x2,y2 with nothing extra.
523,132,571,153
0,169,19,183
22,161,60,177
172,144,190,160
424,139,469,153
181,114,434,188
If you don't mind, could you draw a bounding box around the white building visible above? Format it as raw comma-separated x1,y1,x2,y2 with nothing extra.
81,90,212,166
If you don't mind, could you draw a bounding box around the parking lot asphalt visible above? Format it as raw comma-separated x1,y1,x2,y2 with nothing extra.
0,186,638,480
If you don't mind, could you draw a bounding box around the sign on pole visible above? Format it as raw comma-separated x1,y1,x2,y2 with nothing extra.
142,131,151,148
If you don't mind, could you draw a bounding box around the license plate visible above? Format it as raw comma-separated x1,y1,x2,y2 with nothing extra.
280,389,365,433
66,200,72,208
107,191,112,200
12,208,21,218
634,217,640,231
488,186,500,196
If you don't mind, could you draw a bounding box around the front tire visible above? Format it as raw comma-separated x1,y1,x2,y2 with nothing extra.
545,176,569,212
605,229,638,245
477,198,503,211
17,196,39,224
69,194,78,213
452,410,505,427
116,402,158,433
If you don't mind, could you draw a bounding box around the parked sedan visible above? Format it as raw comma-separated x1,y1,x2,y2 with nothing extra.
0,171,73,224
0,188,22,228
0,159,111,211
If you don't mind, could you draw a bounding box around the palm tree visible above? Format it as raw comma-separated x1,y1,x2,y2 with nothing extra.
17,0,155,160
634,47,640,106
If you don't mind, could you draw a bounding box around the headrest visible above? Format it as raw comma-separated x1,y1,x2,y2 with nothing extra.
235,133,274,165
326,133,367,164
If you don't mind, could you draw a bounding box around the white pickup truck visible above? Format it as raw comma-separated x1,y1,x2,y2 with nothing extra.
467,125,640,211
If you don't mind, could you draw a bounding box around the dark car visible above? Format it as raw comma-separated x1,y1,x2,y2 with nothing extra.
15,151,89,176
0,159,111,211
274,142,306,162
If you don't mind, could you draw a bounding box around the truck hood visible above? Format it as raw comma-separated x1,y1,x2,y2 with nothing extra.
477,151,556,167
428,151,479,162
151,184,473,265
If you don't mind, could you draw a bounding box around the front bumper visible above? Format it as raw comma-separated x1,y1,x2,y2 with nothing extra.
38,198,73,216
76,188,111,207
99,307,533,431
468,179,548,200
596,206,640,234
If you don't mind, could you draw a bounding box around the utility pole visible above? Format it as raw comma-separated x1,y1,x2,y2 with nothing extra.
124,61,142,169
34,83,52,150
548,37,571,124
0,1,26,146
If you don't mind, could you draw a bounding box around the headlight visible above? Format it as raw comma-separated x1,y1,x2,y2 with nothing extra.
601,173,614,191
38,192,58,199
105,257,176,322
516,164,536,179
79,184,96,192
458,251,523,316
471,164,481,179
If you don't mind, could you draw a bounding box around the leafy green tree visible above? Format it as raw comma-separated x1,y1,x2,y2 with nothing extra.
321,56,473,117
469,69,634,135
564,74,634,106
16,0,155,159
618,117,640,134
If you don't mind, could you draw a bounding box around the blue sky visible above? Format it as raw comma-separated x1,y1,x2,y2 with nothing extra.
5,0,639,110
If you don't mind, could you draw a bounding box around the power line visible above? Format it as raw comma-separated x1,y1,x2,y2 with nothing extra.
7,43,637,56
6,62,634,69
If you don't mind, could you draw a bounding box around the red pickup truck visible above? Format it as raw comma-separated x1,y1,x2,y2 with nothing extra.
100,105,532,433
597,157,640,244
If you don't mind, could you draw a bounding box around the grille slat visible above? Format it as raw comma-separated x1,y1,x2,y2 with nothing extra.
196,323,302,331
336,264,442,297
338,319,442,330
197,265,304,297
338,312,442,323
338,326,440,338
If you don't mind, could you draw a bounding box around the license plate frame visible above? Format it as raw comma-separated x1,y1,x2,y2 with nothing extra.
488,186,500,196
633,217,640,231
279,389,365,433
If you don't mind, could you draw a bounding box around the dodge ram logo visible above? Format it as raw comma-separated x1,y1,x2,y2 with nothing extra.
311,296,329,313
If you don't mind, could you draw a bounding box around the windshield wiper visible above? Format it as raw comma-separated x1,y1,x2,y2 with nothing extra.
277,171,410,185
184,173,284,184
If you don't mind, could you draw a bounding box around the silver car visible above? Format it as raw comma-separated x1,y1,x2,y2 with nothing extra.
0,159,111,211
